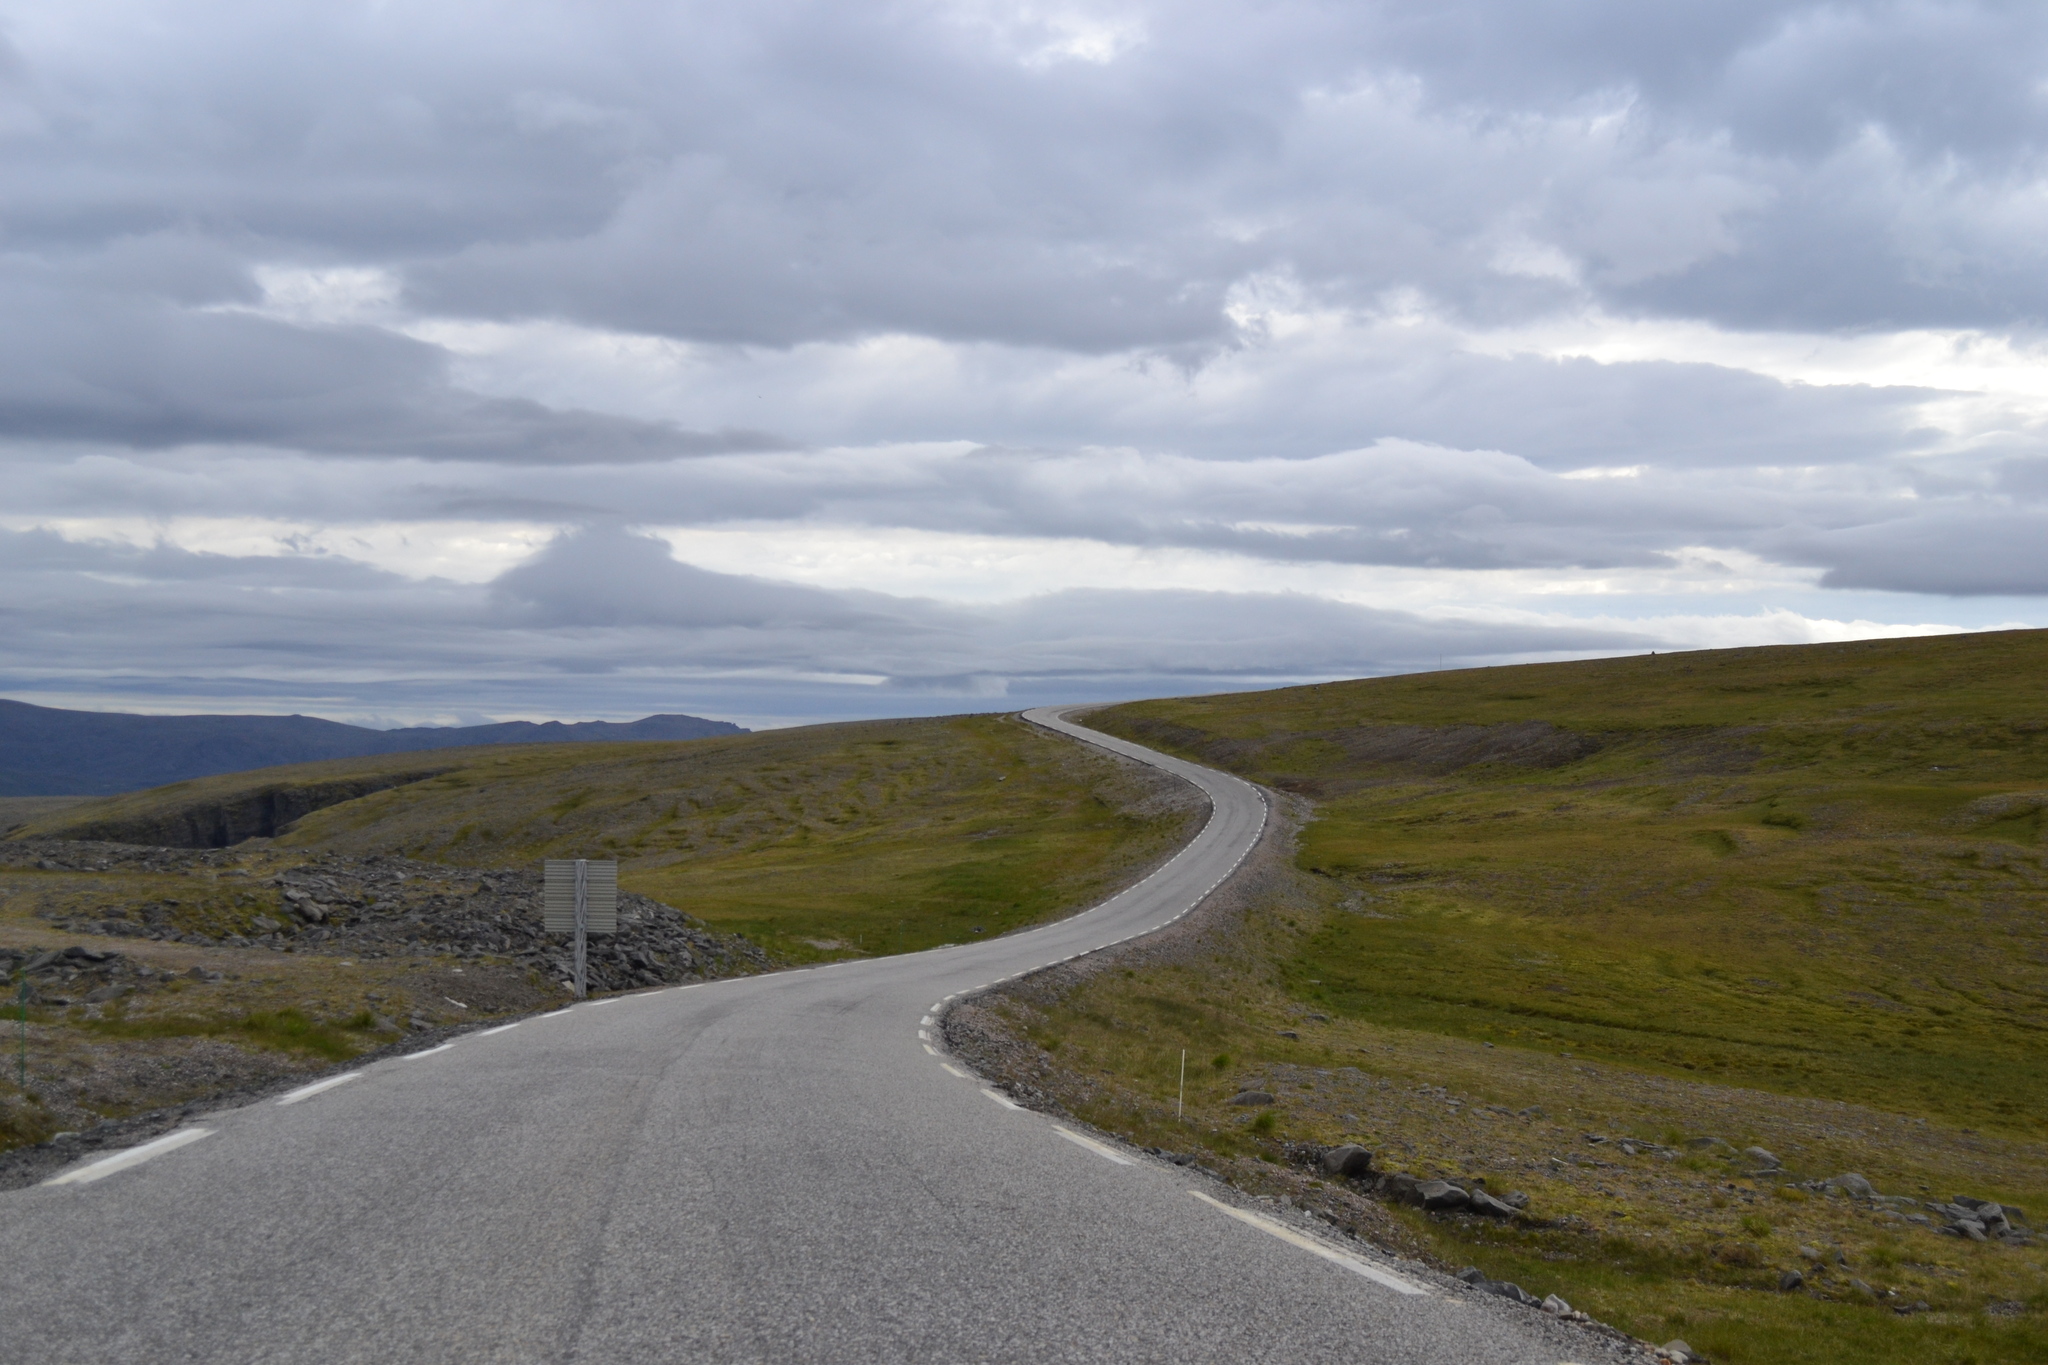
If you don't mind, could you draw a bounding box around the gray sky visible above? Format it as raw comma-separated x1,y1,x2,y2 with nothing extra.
2,0,2044,728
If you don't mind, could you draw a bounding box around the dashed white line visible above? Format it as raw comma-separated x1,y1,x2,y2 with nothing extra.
940,1063,971,1079
276,1073,361,1106
920,1015,935,1025
44,1128,213,1186
923,1043,939,1055
1187,1191,1428,1296
538,1008,573,1018
477,1022,521,1037
981,1089,1022,1110
397,1043,454,1060
1050,1124,1135,1166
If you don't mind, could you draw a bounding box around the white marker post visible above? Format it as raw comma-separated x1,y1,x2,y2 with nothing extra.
543,859,618,1000
1178,1048,1186,1121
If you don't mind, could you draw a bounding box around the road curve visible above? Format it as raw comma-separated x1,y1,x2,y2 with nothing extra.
1,707,1601,1364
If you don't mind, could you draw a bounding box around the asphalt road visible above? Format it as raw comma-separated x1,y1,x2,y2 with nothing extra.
2,708,1614,1364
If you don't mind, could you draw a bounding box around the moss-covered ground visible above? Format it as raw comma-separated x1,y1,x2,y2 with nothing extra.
2,713,1202,1152
17,714,1203,962
998,630,2048,1364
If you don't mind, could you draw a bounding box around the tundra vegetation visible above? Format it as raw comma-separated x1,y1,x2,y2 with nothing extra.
0,715,1201,1158
973,629,2048,1365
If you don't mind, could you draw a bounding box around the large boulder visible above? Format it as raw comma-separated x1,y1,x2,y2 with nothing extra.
1468,1190,1519,1218
1319,1144,1375,1179
1418,1179,1470,1212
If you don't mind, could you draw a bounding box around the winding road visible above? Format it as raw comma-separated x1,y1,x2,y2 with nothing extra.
3,708,1606,1364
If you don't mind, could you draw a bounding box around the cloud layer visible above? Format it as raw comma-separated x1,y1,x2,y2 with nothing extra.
1,1,2044,724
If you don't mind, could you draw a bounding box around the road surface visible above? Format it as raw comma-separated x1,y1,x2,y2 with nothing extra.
2,707,1611,1364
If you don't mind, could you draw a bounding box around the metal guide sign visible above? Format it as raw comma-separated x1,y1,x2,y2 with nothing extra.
543,859,618,934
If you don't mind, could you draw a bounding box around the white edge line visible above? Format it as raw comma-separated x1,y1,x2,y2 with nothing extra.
397,1042,455,1059
477,1022,521,1036
940,1063,970,1078
277,1072,361,1106
982,1088,1022,1110
1187,1191,1429,1296
539,1008,573,1018
923,1043,939,1055
1050,1124,1136,1166
44,1128,213,1186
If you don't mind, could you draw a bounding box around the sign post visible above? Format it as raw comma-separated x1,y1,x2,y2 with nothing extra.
543,859,618,999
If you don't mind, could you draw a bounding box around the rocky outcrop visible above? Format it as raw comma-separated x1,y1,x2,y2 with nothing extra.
8,841,769,993
38,772,451,848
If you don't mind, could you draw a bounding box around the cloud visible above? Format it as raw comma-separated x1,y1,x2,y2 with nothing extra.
0,1,2044,727
490,524,907,628
0,524,1650,719
0,260,791,461
1781,508,2048,596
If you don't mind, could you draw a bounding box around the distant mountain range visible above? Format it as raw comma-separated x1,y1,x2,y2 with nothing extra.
0,699,748,796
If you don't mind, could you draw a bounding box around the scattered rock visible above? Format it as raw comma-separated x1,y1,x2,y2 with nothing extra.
1849,1278,1879,1301
1376,1172,1432,1207
1778,1269,1805,1292
1455,1267,1540,1307
1318,1143,1375,1179
1227,1090,1275,1106
1825,1172,1876,1199
1275,1029,1299,1039
1540,1293,1571,1315
1744,1145,1782,1170
1686,1136,1736,1155
1468,1191,1519,1218
1658,1339,1694,1364
9,844,770,994
1417,1179,1469,1212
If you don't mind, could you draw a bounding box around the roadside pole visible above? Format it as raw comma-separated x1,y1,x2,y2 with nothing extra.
17,972,27,1094
573,858,589,1000
1178,1048,1186,1121
544,858,617,1001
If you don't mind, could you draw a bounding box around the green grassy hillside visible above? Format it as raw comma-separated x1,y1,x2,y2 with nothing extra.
1005,630,2048,1364
1094,630,2048,1138
15,715,1204,961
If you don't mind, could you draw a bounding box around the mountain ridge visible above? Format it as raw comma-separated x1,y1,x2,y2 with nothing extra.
0,699,746,795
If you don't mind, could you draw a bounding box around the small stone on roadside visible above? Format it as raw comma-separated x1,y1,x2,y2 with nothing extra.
1227,1090,1275,1106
